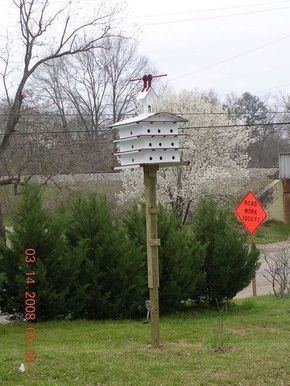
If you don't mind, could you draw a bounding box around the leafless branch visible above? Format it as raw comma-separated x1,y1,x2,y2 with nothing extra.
263,246,290,297
0,36,13,107
1,0,113,157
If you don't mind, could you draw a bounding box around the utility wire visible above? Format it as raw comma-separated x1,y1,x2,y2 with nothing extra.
141,5,290,26
172,33,290,81
2,122,289,152
0,112,134,117
169,111,276,117
1,0,290,9
0,128,114,136
133,0,290,18
1,120,290,138
0,111,289,117
170,111,290,116
0,142,113,150
183,121,290,130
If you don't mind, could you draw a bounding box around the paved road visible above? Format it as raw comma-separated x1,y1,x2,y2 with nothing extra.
236,241,290,298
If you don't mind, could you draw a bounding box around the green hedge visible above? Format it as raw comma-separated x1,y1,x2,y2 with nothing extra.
0,185,259,320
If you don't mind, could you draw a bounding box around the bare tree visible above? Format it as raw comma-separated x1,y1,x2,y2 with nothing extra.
33,51,109,134
32,59,70,131
33,36,152,130
279,93,290,111
62,50,109,133
100,36,151,124
0,35,13,108
263,245,290,297
29,35,153,166
0,0,116,240
0,0,115,182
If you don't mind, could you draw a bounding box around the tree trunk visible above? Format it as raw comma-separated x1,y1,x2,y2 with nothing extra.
0,203,6,243
0,78,26,150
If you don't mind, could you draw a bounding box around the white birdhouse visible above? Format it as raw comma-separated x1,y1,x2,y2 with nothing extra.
111,84,187,170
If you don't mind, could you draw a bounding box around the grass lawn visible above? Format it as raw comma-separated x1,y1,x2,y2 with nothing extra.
253,219,290,244
1,180,123,227
1,296,289,385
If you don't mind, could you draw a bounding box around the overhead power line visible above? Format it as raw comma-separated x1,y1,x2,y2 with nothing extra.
141,5,290,26
133,0,290,18
1,120,290,138
1,0,290,10
0,139,113,150
172,33,290,81
0,111,289,118
177,110,280,116
173,111,290,116
2,121,290,152
183,121,290,130
0,128,114,136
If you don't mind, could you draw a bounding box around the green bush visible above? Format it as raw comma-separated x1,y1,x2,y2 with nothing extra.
192,198,260,306
123,204,205,313
0,184,76,320
0,187,146,320
64,194,146,319
0,185,260,319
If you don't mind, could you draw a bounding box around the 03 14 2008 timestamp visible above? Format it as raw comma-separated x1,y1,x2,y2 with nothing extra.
24,248,37,364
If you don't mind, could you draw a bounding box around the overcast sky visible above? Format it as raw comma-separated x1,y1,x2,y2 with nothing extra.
125,0,290,99
1,0,290,100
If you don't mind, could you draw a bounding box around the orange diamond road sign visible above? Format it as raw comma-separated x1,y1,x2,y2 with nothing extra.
235,191,267,235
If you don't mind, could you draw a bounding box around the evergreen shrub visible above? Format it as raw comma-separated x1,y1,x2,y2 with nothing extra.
123,204,205,313
192,198,260,306
0,184,75,320
64,193,146,319
0,187,146,320
0,185,260,319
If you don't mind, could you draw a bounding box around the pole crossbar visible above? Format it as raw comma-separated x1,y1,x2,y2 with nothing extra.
130,74,167,92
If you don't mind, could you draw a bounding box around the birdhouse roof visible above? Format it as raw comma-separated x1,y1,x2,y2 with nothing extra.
136,87,158,101
110,112,187,128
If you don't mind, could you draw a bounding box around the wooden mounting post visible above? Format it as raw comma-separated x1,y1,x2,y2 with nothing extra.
250,236,257,297
252,276,257,297
144,164,160,347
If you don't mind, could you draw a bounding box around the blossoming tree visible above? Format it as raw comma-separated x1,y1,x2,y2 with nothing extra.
119,89,252,223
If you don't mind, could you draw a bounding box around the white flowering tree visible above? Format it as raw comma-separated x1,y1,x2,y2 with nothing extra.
119,89,252,223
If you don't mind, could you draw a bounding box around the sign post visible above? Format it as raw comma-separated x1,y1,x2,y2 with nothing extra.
235,191,267,296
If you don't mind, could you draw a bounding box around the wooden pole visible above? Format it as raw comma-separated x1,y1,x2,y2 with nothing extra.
251,236,257,297
252,276,257,297
144,164,160,347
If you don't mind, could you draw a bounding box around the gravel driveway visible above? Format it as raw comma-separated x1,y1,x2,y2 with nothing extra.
236,240,290,298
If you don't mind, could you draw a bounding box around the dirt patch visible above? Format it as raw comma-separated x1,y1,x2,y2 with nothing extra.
214,345,234,353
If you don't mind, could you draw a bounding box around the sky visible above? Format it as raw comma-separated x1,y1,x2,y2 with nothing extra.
124,0,290,99
1,0,290,101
